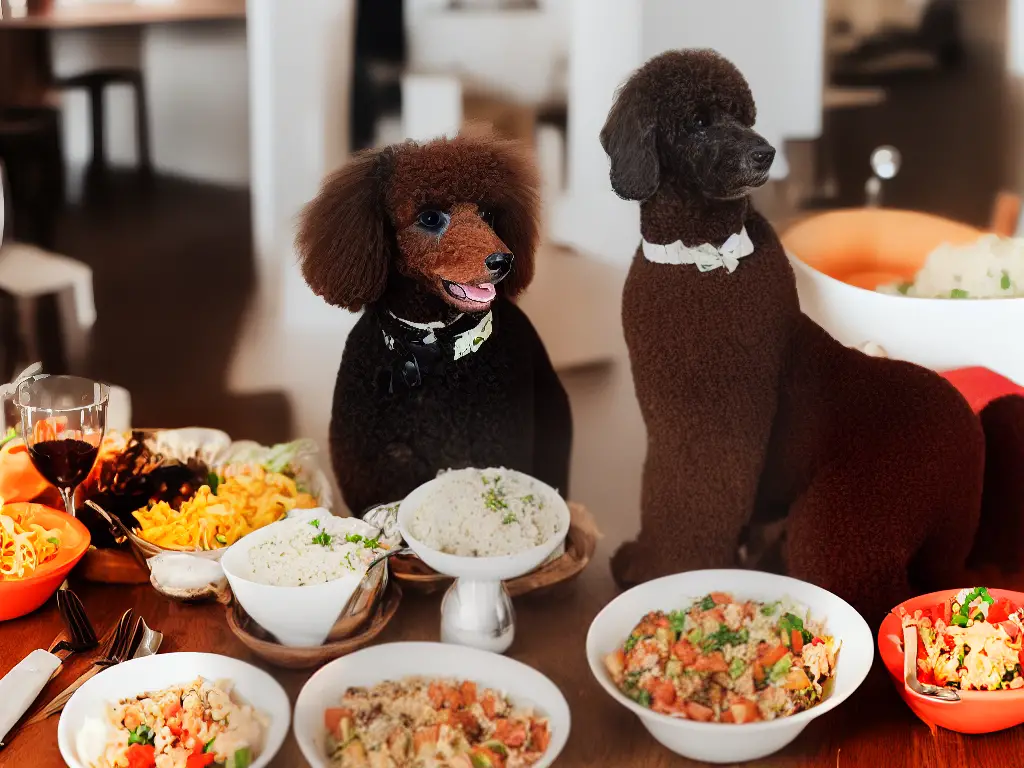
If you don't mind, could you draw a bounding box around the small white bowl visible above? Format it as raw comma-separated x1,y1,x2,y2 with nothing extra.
586,569,873,764
293,641,571,768
397,471,571,581
220,511,384,647
58,652,290,768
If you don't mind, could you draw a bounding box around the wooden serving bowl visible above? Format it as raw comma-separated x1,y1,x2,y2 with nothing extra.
0,503,91,621
226,582,403,670
389,502,600,596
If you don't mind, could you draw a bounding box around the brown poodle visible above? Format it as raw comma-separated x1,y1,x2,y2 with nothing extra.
603,49,1024,623
297,133,572,514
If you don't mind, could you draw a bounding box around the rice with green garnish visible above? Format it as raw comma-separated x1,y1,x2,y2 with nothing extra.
408,467,563,557
878,234,1024,299
246,514,385,587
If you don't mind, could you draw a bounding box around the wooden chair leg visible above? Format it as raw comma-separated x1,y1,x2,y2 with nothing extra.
132,75,153,176
86,82,106,179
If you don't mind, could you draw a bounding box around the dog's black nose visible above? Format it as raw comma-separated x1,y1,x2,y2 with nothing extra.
748,145,776,171
485,252,514,277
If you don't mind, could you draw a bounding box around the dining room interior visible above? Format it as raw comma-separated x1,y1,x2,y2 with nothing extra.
4,0,1019,525
3,0,1024,766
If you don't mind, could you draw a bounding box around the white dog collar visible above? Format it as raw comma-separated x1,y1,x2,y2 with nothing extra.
642,227,754,273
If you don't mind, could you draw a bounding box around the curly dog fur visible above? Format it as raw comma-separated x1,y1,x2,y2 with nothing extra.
297,133,572,514
605,49,1024,623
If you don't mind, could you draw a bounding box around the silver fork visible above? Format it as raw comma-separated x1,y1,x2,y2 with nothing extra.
0,602,107,747
31,616,162,722
20,609,136,729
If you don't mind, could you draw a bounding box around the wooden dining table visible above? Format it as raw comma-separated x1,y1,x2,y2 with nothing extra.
5,540,1024,768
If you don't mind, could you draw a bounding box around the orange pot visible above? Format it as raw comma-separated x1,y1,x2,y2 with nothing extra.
878,589,1024,734
0,438,52,503
0,503,91,621
781,208,983,290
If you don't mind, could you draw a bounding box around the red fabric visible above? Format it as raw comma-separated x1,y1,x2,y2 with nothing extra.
941,367,1024,413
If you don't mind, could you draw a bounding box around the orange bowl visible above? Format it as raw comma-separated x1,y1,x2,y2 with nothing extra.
878,588,1024,734
0,503,91,621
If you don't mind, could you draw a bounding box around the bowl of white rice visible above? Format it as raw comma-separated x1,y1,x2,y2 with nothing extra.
398,467,571,581
783,210,1024,385
220,509,389,647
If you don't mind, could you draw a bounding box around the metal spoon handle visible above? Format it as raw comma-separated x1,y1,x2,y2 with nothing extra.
903,624,960,702
367,547,413,571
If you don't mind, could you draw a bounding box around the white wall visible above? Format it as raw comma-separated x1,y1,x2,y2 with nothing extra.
549,0,826,266
245,0,357,326
145,22,250,186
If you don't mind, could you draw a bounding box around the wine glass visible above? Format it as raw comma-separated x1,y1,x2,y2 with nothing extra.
16,375,108,518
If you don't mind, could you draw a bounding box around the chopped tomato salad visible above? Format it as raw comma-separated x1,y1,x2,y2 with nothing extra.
604,593,840,723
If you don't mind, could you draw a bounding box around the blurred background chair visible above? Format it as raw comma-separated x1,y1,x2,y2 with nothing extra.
0,157,95,382
54,67,153,185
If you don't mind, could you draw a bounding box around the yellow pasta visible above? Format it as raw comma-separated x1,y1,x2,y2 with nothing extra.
0,498,63,579
132,471,318,551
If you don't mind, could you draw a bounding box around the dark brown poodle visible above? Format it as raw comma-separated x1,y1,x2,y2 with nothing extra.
603,49,1024,623
297,133,572,514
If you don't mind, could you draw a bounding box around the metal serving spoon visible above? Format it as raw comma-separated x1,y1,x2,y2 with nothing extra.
366,546,413,571
903,624,960,702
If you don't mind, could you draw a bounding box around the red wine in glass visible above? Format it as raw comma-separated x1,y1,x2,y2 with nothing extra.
27,439,100,489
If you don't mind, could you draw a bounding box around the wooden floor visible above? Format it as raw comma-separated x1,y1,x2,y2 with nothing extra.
55,172,292,445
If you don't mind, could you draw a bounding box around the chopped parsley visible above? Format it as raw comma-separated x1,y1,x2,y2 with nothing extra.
204,738,217,753
702,624,749,652
896,282,912,295
623,634,640,654
310,519,321,528
311,531,333,547
206,472,222,494
345,533,363,544
46,536,60,547
950,288,969,299
1002,271,1012,291
501,512,517,525
128,724,155,746
698,595,716,611
634,689,651,707
761,601,781,616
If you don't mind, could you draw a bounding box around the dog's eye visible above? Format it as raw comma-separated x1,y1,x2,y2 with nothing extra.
417,210,449,233
478,209,495,228
692,111,712,131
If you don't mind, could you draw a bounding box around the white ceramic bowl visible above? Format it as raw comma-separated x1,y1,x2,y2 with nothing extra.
58,652,290,768
293,641,571,768
397,471,571,581
789,252,1024,385
220,511,383,647
586,570,874,764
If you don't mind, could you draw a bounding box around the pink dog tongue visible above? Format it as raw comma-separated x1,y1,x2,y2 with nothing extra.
458,283,496,303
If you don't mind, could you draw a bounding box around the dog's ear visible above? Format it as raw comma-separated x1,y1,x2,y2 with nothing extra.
296,148,393,311
600,78,660,201
487,139,540,299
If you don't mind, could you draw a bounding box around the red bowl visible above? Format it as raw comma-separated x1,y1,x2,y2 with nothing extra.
0,503,91,621
878,588,1024,733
